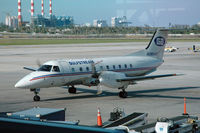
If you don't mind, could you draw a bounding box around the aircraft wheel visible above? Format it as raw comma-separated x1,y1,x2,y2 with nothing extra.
119,91,128,98
33,95,40,101
68,87,77,94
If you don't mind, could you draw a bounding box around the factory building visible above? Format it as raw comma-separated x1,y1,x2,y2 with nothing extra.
111,16,129,27
93,19,108,27
32,15,74,27
15,0,74,27
196,22,200,27
5,16,18,28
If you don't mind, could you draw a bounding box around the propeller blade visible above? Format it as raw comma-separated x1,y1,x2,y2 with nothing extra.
96,85,103,95
91,63,96,74
36,59,42,67
91,60,103,78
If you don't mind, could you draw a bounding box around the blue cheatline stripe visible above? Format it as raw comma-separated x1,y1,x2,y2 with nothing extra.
30,66,158,81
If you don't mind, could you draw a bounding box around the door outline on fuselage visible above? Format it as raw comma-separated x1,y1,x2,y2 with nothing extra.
48,62,66,86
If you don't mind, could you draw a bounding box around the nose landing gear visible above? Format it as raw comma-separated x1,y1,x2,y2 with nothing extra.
30,88,40,101
33,95,40,101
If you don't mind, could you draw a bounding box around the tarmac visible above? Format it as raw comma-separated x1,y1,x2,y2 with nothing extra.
0,41,200,126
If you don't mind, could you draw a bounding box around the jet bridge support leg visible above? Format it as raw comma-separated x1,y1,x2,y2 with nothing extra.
30,88,40,101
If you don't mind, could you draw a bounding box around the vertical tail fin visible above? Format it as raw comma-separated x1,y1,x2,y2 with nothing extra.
145,29,168,59
128,29,168,60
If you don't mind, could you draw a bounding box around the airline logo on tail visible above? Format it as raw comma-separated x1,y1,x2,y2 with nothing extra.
154,36,165,46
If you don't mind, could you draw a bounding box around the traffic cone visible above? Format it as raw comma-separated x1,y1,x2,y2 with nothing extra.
97,108,102,127
183,97,188,115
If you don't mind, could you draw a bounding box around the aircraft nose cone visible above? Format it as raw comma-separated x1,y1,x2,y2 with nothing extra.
15,74,33,89
15,79,27,89
15,82,20,88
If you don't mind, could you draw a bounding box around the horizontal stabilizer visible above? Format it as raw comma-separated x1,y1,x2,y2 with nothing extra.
116,74,183,82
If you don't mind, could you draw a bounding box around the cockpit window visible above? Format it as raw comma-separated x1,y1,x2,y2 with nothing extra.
38,65,52,72
52,66,60,72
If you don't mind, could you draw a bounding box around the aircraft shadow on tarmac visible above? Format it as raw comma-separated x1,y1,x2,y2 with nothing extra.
42,86,200,102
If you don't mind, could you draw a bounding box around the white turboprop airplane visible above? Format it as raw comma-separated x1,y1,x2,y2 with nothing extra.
15,29,180,101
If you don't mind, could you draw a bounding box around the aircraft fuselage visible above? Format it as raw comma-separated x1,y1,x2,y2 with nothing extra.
15,56,162,89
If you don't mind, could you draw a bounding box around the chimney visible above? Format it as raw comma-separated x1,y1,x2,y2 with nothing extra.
49,0,52,16
18,0,22,26
31,0,34,17
41,0,44,16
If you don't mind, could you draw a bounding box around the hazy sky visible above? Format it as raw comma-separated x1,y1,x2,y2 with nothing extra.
0,0,200,26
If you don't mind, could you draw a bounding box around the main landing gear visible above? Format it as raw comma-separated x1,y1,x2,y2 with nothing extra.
68,86,77,94
118,89,128,98
30,88,40,101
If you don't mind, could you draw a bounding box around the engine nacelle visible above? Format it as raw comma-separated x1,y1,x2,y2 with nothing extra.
82,78,99,86
99,71,128,88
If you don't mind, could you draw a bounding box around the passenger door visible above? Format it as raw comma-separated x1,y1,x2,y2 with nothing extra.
49,64,65,87
59,61,73,83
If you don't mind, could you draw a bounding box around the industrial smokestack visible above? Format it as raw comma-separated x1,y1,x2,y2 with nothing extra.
49,0,52,16
18,0,22,26
41,0,44,16
31,0,34,17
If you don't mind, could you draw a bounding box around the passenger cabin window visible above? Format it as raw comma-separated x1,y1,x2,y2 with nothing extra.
130,64,133,68
106,65,109,70
52,66,60,72
124,64,127,69
118,65,121,69
72,68,75,72
38,65,52,72
86,67,89,72
79,67,83,72
113,65,116,69
100,66,103,71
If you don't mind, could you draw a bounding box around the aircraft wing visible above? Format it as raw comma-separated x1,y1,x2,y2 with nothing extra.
116,74,182,82
23,67,37,71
